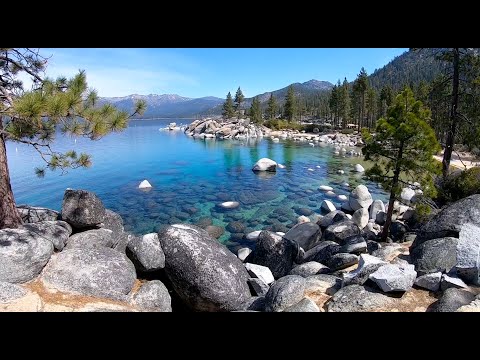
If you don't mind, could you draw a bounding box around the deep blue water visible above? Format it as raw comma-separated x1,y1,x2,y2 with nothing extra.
6,119,388,250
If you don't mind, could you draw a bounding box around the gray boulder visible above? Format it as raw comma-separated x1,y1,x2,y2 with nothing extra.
245,263,275,285
248,278,269,297
323,220,361,245
246,230,296,278
349,185,373,211
283,222,322,252
369,264,417,292
318,210,347,228
433,288,476,312
352,208,369,229
414,272,442,292
369,200,385,221
252,158,277,172
283,297,320,312
17,205,59,223
126,233,165,272
0,281,27,303
131,280,172,312
454,223,480,285
65,228,114,249
326,253,359,271
289,261,330,277
61,189,106,229
440,273,468,291
410,237,458,276
308,241,341,264
100,209,124,247
0,227,54,283
372,243,403,261
22,220,72,251
41,247,136,301
340,235,367,254
390,221,408,242
415,194,480,246
343,254,388,286
264,275,306,312
327,284,394,312
158,224,251,312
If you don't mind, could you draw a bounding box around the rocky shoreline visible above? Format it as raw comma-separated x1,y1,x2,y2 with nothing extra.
1,184,479,312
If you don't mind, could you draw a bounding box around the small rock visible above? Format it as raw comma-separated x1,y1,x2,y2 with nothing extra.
252,158,277,172
283,297,320,312
264,275,306,312
343,254,388,286
326,253,359,271
247,278,270,297
61,189,106,229
433,288,476,312
132,280,172,312
352,208,369,229
369,263,417,292
245,263,275,285
138,180,152,189
414,272,442,292
327,284,394,312
441,273,468,291
297,215,310,224
321,200,336,213
218,201,240,209
289,262,330,277
238,247,252,262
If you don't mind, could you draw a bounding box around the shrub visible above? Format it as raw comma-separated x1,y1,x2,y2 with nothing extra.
438,167,480,202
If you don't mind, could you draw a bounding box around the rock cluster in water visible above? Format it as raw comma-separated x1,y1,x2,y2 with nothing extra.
184,118,265,140
2,186,479,312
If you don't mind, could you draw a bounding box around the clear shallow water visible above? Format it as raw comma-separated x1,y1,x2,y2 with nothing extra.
7,119,388,250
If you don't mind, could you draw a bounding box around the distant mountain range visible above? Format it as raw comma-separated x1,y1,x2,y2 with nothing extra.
100,79,334,118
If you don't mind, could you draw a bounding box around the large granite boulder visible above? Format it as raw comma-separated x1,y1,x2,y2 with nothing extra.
264,275,306,312
158,224,250,312
343,254,388,286
414,194,480,246
126,233,165,272
65,228,114,250
327,284,395,312
61,189,106,229
100,209,125,247
22,220,72,251
131,280,172,312
369,264,417,293
16,205,59,223
252,158,277,172
0,227,54,283
41,247,136,301
432,288,476,312
349,185,373,211
410,237,458,276
283,222,322,252
246,230,296,279
322,220,361,245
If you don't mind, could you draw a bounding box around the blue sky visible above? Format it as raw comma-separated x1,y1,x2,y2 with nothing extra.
35,48,408,99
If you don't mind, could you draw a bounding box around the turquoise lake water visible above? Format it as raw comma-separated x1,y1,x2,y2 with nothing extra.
6,119,388,250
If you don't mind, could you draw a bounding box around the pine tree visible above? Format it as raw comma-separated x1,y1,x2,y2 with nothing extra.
284,85,296,122
222,91,235,119
362,87,441,241
234,87,245,117
339,78,351,129
329,83,338,125
353,67,369,132
249,96,262,124
0,48,146,229
265,93,277,120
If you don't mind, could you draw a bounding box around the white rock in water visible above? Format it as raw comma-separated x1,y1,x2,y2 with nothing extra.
297,216,310,224
321,200,336,213
337,170,345,174
401,187,416,201
139,180,152,189
319,185,334,191
337,194,348,202
354,164,365,172
252,158,277,172
246,230,262,241
316,165,321,168
272,138,280,142
237,248,252,262
278,163,286,169
325,191,336,198
308,168,314,171
276,232,286,236
219,201,240,209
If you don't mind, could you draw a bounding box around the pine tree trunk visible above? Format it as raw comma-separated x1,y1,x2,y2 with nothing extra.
380,142,403,242
0,119,22,229
442,48,460,179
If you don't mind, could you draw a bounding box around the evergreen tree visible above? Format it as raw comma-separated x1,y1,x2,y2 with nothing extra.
353,67,369,131
362,88,441,241
0,48,146,229
249,96,262,124
339,78,351,129
234,87,245,116
284,85,296,122
329,83,339,125
366,87,377,129
265,93,277,120
222,91,235,119
379,85,393,118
